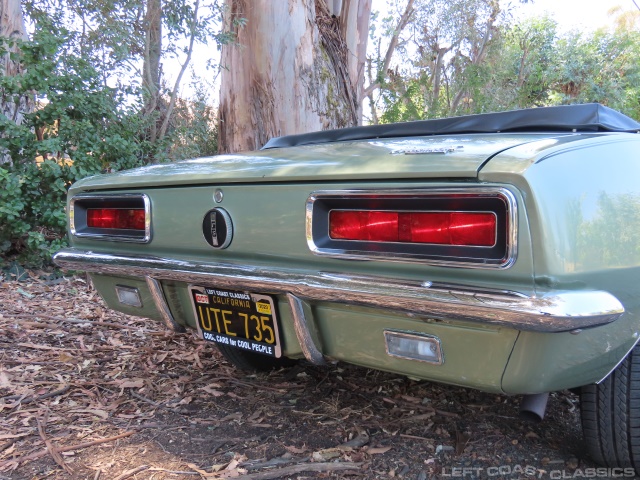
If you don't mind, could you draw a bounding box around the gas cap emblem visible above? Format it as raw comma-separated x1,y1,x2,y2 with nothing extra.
202,208,233,249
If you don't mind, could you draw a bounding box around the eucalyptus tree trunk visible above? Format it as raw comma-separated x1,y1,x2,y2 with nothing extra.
1,0,30,163
218,0,371,153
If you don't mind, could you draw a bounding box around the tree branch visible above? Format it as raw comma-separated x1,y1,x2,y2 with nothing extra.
158,0,199,141
365,57,379,124
430,45,451,113
450,3,499,114
361,0,414,100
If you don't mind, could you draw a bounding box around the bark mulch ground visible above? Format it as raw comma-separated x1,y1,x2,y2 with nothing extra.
0,273,596,479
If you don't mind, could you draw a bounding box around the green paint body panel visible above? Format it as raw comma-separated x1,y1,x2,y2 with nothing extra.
481,133,640,393
64,131,640,394
89,274,162,322
312,303,517,393
69,181,536,290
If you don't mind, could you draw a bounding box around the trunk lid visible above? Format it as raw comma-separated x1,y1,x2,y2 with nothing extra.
71,133,556,192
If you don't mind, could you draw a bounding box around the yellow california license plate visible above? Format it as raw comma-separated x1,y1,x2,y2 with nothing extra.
189,286,281,358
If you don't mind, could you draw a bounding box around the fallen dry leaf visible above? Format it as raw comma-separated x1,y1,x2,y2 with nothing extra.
115,379,144,389
366,446,393,455
201,385,225,397
284,444,308,454
312,447,343,461
68,408,109,420
58,352,75,362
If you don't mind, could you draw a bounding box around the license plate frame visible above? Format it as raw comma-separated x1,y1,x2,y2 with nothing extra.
189,285,282,358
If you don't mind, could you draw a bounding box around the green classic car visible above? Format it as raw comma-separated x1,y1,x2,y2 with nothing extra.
54,103,640,471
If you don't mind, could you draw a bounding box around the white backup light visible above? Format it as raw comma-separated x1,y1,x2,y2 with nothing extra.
115,285,143,308
384,330,443,364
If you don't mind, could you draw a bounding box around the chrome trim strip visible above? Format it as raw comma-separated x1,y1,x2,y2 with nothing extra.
54,249,625,333
70,193,152,243
287,294,326,365
145,276,185,333
305,187,518,269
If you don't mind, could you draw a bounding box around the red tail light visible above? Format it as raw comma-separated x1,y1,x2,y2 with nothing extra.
330,210,496,247
87,208,146,230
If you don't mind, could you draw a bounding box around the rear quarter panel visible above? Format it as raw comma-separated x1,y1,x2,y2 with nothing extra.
481,134,640,392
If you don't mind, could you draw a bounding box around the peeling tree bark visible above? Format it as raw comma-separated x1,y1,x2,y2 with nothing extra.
218,0,371,153
338,0,371,119
1,0,30,164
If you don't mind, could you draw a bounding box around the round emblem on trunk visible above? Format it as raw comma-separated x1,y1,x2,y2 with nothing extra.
202,208,233,249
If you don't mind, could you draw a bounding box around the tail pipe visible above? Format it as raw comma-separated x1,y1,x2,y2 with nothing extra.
519,392,550,421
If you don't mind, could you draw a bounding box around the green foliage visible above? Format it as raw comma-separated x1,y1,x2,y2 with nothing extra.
379,76,427,124
0,162,70,267
157,83,219,161
1,1,230,267
483,15,558,109
0,24,149,267
372,1,640,124
376,0,511,123
549,28,640,119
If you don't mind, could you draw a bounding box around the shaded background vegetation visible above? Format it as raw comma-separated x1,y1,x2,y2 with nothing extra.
367,1,640,123
1,0,639,268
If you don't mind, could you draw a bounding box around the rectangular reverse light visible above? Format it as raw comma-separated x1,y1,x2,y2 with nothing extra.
384,330,443,364
115,285,143,308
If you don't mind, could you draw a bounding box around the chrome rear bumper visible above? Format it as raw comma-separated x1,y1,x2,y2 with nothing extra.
53,248,624,333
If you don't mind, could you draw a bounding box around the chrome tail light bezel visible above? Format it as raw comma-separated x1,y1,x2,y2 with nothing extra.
70,193,152,243
305,188,517,269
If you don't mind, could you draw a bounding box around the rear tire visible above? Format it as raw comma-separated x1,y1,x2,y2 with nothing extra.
580,345,640,475
216,344,297,372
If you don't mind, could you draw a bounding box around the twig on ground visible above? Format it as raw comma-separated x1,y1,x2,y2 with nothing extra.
148,467,199,475
240,456,306,471
435,409,460,418
37,418,73,474
2,386,70,406
0,431,135,469
0,439,19,454
128,391,193,415
234,462,362,479
6,312,142,330
203,375,297,393
112,465,150,480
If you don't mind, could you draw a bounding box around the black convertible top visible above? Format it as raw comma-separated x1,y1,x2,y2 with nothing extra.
262,103,640,150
